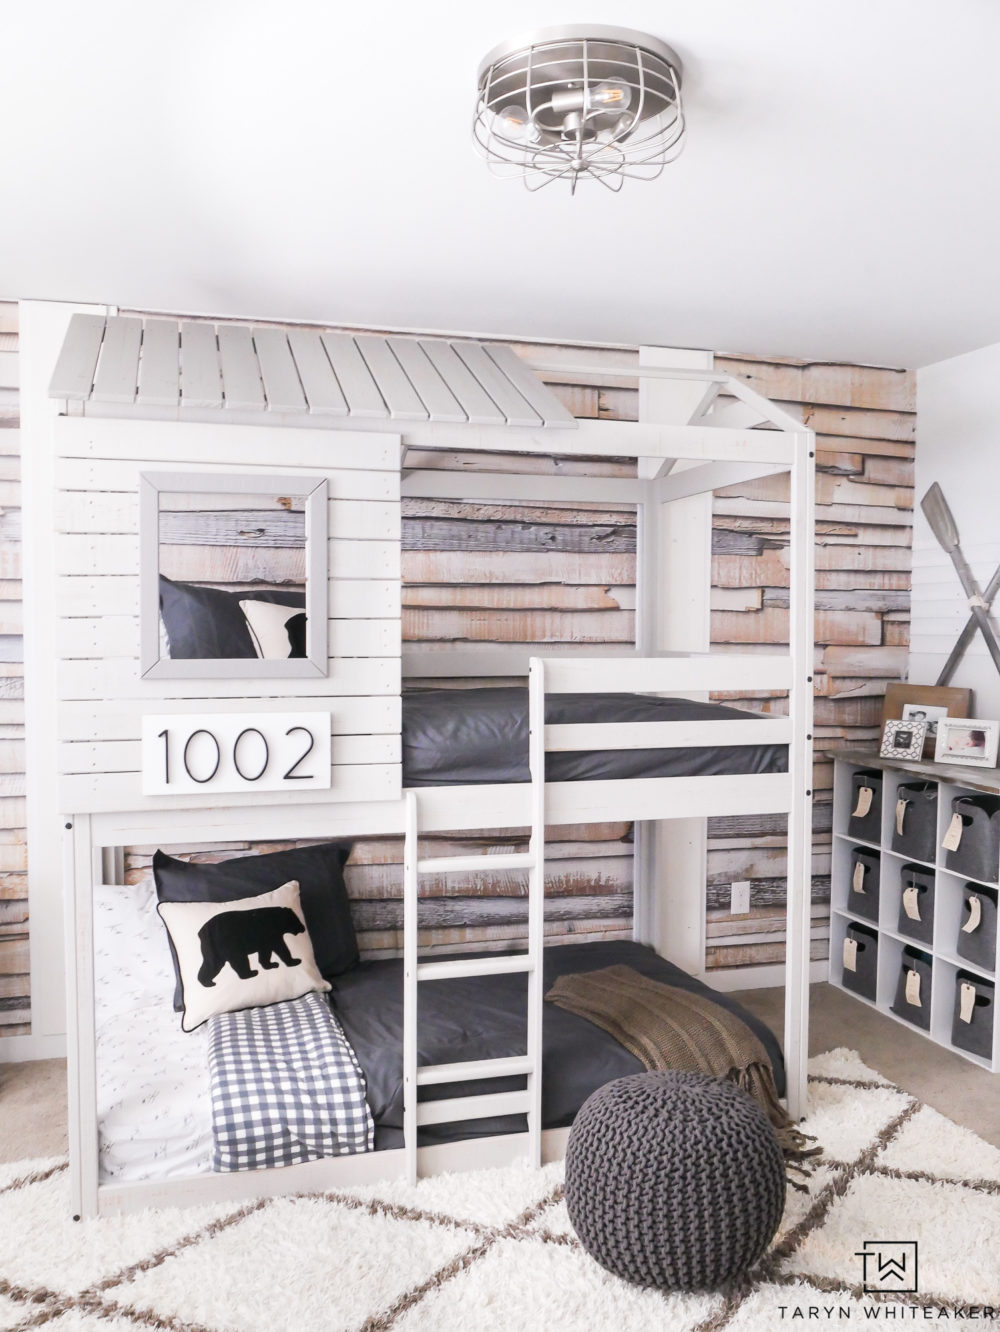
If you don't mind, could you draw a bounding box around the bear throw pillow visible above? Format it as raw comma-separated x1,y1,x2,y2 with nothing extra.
157,880,330,1032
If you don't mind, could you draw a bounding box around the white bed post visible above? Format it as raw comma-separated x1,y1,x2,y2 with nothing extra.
784,431,816,1119
635,347,713,974
403,791,419,1184
527,658,546,1167
64,813,99,1219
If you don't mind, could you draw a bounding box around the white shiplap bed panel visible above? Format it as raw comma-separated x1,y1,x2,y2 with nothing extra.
51,414,402,813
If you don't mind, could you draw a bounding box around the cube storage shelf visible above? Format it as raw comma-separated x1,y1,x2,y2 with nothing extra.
829,750,1000,1073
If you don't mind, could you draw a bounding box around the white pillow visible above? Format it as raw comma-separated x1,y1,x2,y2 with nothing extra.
93,879,176,1021
157,880,330,1032
238,599,306,659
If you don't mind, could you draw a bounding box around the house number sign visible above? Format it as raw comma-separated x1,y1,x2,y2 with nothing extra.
141,712,331,796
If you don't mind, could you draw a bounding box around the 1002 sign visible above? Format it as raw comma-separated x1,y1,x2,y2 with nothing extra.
141,713,331,795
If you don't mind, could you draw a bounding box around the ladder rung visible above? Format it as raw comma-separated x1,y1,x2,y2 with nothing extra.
417,853,534,875
416,954,532,982
416,1055,534,1086
416,1089,531,1127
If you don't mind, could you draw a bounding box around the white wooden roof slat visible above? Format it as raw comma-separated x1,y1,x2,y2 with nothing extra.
484,342,577,428
253,326,307,414
418,339,506,426
136,319,179,407
48,313,107,400
217,324,265,411
321,333,388,418
47,315,579,430
179,322,223,409
90,315,142,404
450,339,541,428
354,335,427,421
287,328,348,416
386,337,467,423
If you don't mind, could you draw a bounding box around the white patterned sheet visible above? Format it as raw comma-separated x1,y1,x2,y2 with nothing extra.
94,880,213,1182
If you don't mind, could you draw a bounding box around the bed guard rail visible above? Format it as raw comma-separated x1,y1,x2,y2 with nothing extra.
533,653,794,753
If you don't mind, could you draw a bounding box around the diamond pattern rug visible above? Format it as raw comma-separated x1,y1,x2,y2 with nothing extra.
1,1050,998,1331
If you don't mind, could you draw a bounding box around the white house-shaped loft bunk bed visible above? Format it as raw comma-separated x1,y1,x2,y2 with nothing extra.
42,314,815,1218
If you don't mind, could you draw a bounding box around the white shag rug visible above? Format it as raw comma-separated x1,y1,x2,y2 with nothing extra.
1,1049,999,1331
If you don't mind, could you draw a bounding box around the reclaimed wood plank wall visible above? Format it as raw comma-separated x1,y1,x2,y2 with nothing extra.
0,303,25,1034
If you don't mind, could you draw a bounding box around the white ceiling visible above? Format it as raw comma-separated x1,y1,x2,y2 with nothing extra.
4,1,999,368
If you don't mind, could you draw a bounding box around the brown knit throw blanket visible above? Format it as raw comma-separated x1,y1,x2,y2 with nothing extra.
546,965,820,1185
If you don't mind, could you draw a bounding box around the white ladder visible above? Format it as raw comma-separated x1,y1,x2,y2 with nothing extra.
401,660,547,1185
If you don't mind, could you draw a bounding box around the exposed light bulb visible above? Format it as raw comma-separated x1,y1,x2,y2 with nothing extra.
496,104,531,139
589,80,632,111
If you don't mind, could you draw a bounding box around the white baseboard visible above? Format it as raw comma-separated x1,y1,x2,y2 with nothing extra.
0,1033,67,1063
705,960,828,992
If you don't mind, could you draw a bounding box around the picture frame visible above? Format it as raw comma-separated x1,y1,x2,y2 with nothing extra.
880,718,927,761
881,682,974,758
933,717,1000,768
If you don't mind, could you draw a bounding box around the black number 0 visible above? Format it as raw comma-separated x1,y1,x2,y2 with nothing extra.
183,730,221,784
233,728,270,782
283,726,315,780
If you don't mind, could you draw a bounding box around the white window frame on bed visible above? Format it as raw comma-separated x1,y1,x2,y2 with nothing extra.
38,325,814,1218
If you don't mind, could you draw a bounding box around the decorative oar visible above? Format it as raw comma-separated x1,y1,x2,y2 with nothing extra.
937,559,1000,685
921,483,1000,678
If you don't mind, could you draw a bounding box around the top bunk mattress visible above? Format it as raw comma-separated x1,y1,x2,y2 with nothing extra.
402,687,788,787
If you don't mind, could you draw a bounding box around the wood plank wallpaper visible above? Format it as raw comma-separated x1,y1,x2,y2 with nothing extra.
0,303,25,1034
4,314,915,1034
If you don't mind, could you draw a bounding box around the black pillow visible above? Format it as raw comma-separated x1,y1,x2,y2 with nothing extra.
158,575,306,660
153,842,357,1010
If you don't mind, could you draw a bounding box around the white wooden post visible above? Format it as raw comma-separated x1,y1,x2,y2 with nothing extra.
19,299,109,1057
784,432,816,1118
635,346,713,975
527,658,546,1166
64,813,99,1218
403,791,419,1184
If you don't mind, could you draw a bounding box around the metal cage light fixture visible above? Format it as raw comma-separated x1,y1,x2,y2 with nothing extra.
473,24,685,194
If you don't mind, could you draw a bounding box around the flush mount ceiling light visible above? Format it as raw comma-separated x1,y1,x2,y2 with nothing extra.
473,24,685,194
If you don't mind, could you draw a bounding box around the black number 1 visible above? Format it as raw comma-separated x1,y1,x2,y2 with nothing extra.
158,729,170,784
283,726,315,780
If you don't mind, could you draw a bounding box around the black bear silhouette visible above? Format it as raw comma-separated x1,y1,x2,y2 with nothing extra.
197,905,305,988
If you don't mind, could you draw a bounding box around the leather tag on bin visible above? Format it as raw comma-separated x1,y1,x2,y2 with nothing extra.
902,884,921,921
843,938,858,972
905,968,921,1007
960,981,976,1024
896,799,908,837
962,896,982,933
942,812,964,852
852,861,866,895
853,786,873,818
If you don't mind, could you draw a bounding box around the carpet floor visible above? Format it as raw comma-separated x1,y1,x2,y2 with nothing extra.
0,1049,998,1331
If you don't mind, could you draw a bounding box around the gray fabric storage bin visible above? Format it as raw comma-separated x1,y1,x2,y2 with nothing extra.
944,793,1000,884
848,846,880,923
956,885,998,972
951,971,995,1060
847,767,883,843
841,923,878,1002
891,946,933,1030
891,782,938,863
897,863,934,945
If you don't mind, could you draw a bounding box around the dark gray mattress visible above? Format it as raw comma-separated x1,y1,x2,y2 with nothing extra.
402,687,787,787
329,940,784,1149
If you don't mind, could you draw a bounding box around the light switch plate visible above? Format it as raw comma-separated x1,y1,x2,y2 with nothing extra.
731,880,751,915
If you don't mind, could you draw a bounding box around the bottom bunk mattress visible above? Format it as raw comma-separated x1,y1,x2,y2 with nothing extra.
331,939,785,1148
402,687,788,786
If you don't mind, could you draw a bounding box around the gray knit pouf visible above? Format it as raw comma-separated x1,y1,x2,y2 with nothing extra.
564,1070,786,1291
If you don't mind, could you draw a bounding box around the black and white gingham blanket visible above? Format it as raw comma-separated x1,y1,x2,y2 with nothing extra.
206,992,374,1172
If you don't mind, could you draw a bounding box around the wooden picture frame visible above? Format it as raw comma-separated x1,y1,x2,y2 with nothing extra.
881,683,973,758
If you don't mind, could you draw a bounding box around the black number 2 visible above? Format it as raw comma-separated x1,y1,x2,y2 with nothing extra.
283,726,315,780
